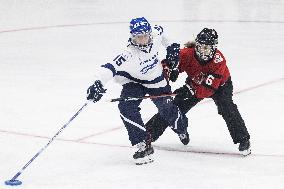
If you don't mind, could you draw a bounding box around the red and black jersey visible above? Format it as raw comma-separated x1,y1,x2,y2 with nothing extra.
178,47,230,98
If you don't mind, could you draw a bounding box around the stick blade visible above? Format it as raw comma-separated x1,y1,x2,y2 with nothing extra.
5,180,22,186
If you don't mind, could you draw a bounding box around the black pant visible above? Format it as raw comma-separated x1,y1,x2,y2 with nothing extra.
147,77,250,144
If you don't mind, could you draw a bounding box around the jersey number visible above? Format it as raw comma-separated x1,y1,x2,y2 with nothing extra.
205,75,215,86
114,55,126,66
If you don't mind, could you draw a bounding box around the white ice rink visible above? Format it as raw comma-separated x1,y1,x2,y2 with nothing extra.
1,0,284,188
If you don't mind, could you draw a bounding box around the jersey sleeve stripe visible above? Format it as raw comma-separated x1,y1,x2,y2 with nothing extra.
101,63,116,77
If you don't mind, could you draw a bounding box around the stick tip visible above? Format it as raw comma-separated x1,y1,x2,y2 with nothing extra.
5,179,22,186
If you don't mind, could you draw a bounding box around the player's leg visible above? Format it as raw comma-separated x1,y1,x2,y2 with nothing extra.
145,113,169,142
147,86,189,144
212,77,251,155
118,83,154,164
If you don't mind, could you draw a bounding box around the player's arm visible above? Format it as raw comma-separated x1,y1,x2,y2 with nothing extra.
162,43,181,82
164,47,192,82
152,24,182,82
87,51,129,102
173,62,227,102
153,25,170,47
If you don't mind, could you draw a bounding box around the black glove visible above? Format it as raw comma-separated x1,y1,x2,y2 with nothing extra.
165,43,180,69
169,69,179,82
87,80,107,102
174,84,195,100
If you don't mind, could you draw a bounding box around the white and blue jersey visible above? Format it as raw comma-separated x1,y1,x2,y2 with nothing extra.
94,25,170,89
92,25,188,146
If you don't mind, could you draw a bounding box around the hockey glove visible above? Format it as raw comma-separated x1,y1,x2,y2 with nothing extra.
87,80,107,102
169,69,179,82
174,83,196,100
165,43,180,69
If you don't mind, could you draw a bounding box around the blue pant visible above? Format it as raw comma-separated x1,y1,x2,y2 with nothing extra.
118,82,187,146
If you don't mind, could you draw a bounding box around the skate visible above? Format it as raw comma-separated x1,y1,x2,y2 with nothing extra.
239,139,251,156
133,141,154,165
178,132,190,145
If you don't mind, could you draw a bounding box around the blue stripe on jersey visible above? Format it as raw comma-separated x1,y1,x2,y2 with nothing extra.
116,71,164,84
101,63,116,76
102,63,165,84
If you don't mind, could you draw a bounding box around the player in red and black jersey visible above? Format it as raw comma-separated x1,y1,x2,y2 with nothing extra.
146,28,251,156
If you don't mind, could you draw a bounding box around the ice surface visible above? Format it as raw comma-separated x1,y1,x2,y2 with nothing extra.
1,0,284,188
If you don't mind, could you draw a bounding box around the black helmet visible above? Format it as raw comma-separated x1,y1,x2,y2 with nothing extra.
195,28,218,63
196,28,218,45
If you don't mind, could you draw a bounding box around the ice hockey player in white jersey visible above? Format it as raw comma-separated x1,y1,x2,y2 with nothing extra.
86,17,188,165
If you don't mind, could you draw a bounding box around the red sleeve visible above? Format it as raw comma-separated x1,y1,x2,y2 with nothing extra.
194,51,230,98
178,48,192,73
